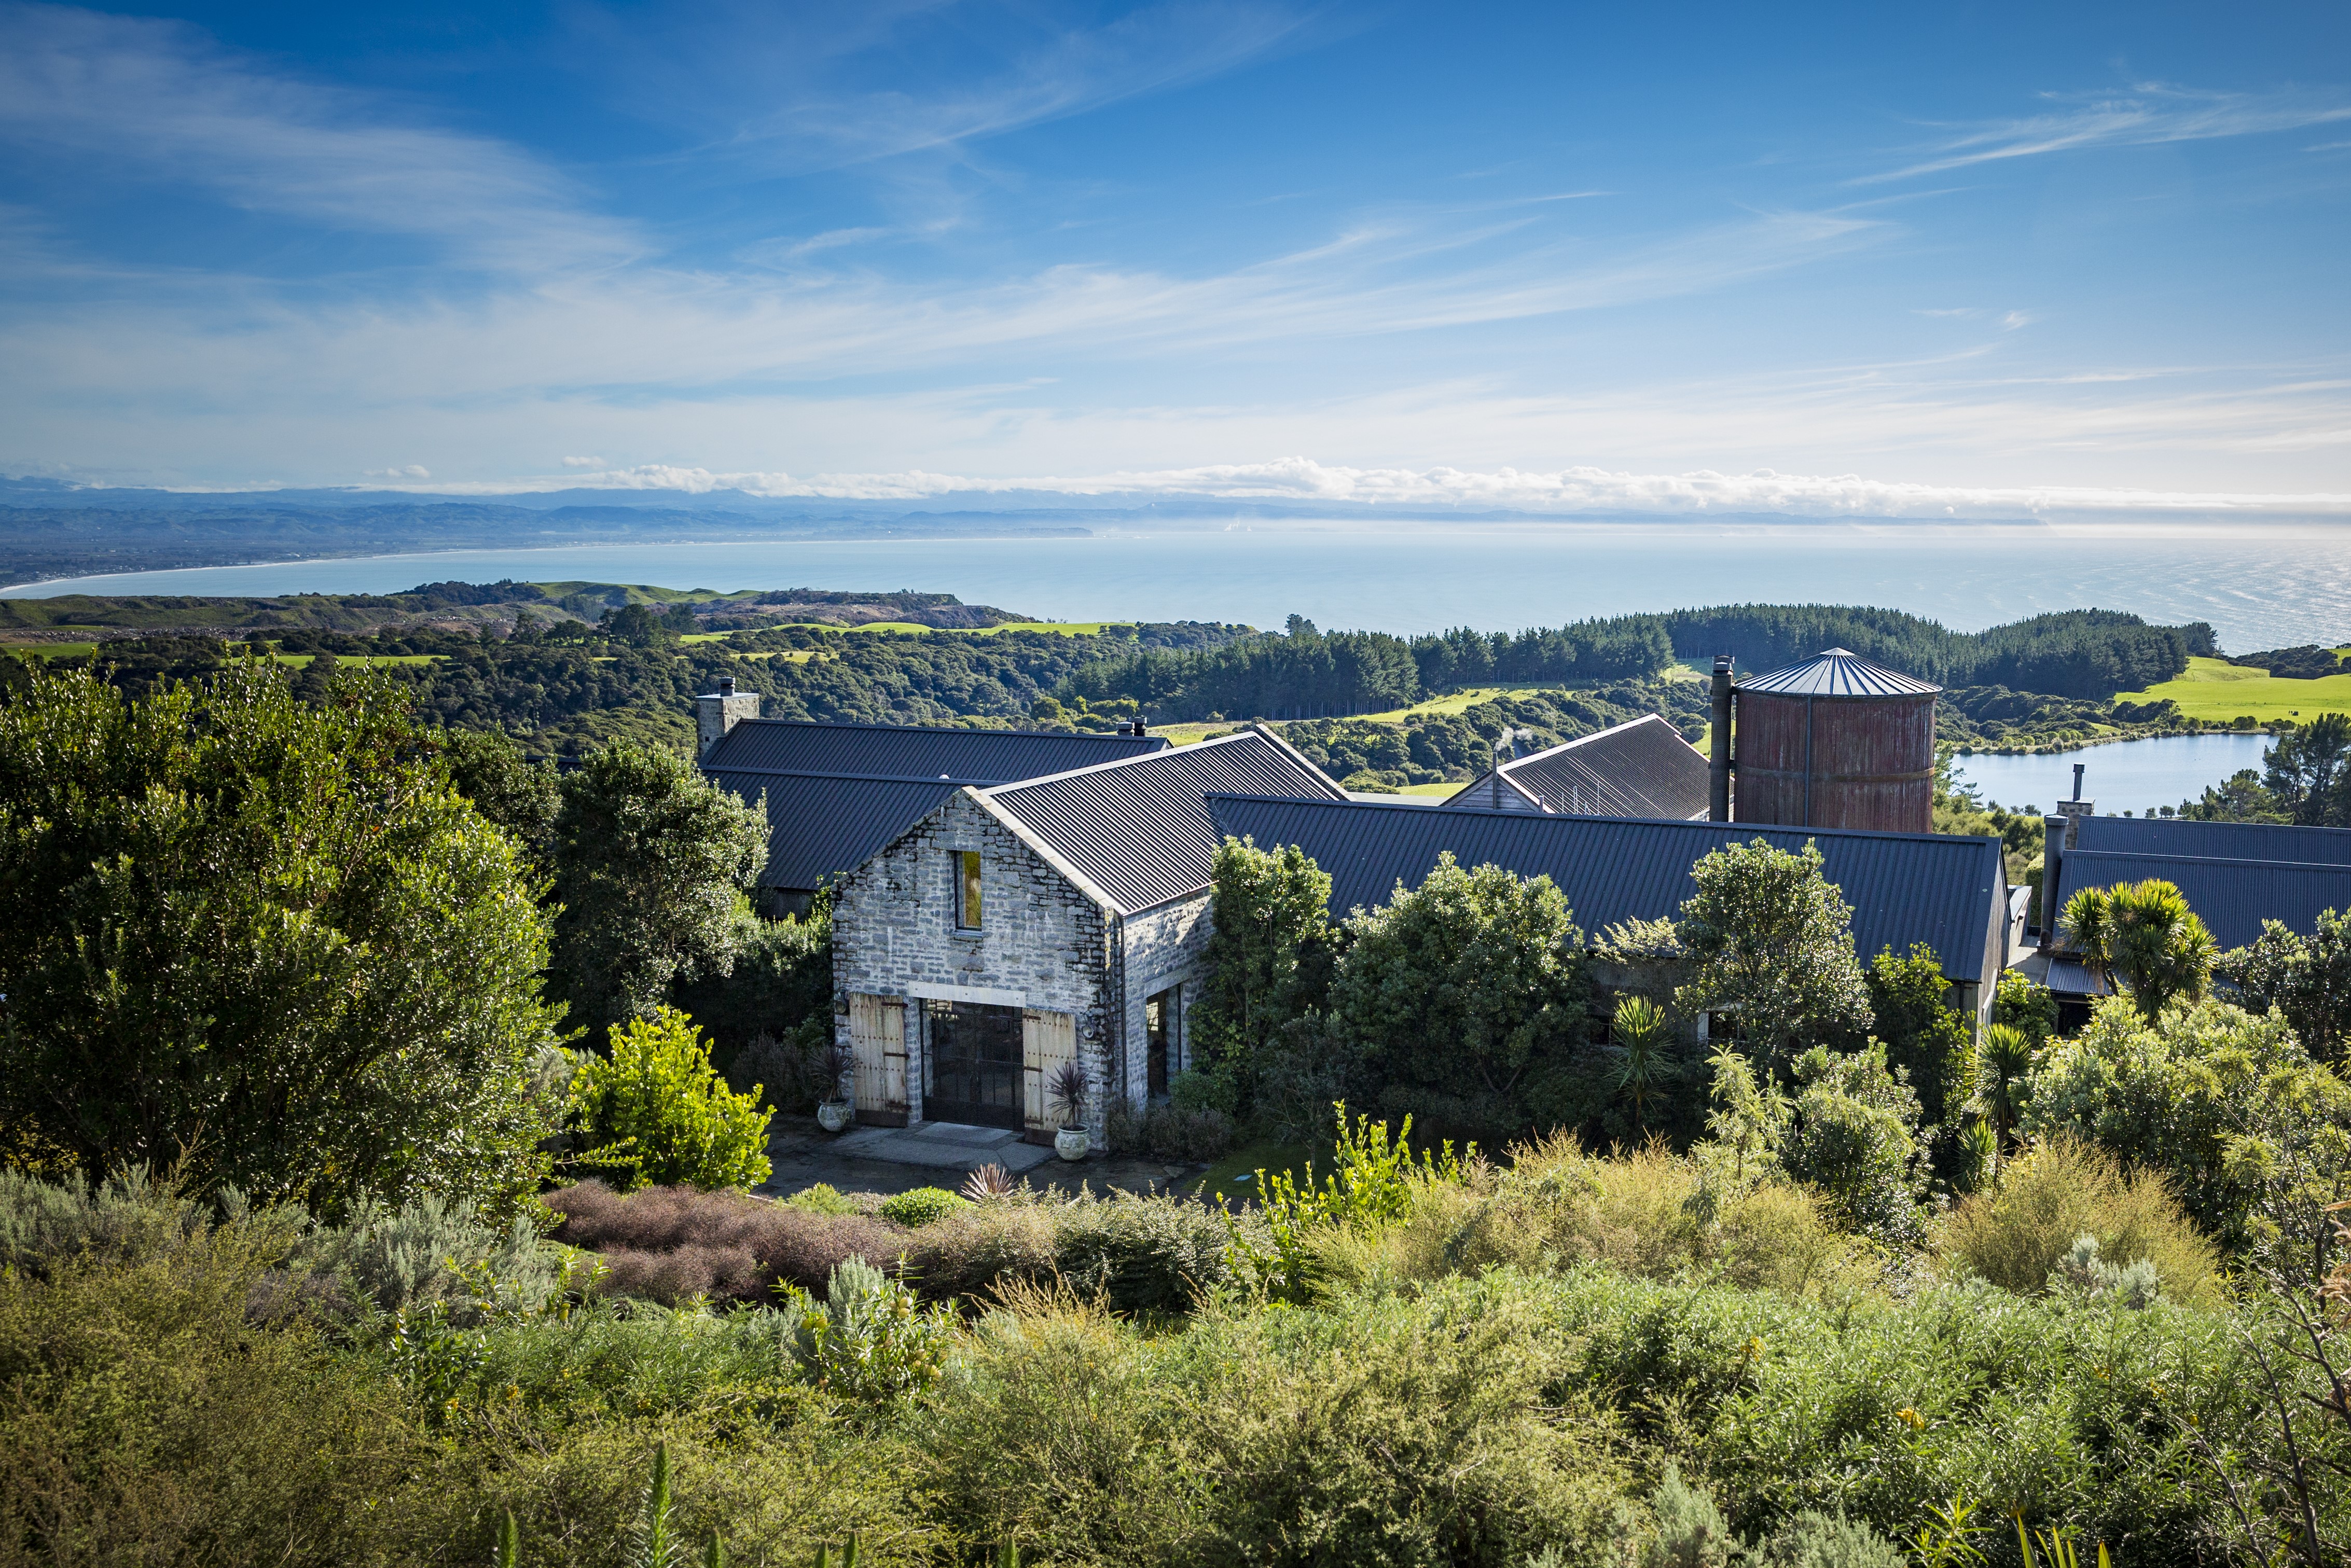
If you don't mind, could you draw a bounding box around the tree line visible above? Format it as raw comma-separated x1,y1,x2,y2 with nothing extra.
1059,604,2215,723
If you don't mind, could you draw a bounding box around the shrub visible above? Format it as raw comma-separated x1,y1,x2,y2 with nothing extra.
1750,1511,1904,1567
544,1181,904,1304
1777,1043,1929,1249
785,1257,956,1402
285,1191,576,1319
2021,996,2351,1266
902,1200,1058,1301
0,663,563,1215
0,1222,436,1565
900,1190,1234,1313
1641,1463,1735,1567
723,1022,832,1114
570,1007,773,1192
784,1182,856,1216
1050,1192,1234,1314
1429,1136,1873,1299
1935,1135,2223,1307
880,1187,970,1227
1105,1098,1239,1162
922,1276,1637,1567
671,900,832,1063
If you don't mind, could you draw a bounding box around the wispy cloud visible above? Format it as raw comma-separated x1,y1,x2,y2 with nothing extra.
0,2,637,270
1861,82,2351,183
705,1,1322,171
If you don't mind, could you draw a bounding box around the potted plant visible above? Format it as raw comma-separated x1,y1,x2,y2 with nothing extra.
814,1040,856,1133
1048,1059,1090,1161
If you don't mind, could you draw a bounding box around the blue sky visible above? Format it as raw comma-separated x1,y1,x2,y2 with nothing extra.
2,1,2347,514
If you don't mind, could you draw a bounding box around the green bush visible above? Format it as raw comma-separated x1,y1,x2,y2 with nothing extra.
786,1258,956,1403
0,1222,437,1565
902,1191,1234,1314
879,1187,970,1228
923,1278,1638,1567
1934,1135,2223,1307
570,1007,773,1191
0,662,563,1214
785,1182,856,1216
1426,1136,1874,1299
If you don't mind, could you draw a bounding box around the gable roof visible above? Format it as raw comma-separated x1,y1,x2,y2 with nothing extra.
702,717,1164,779
983,728,1347,913
701,718,1167,894
2050,847,2351,949
1444,714,1708,819
1208,794,2006,984
2073,814,2351,867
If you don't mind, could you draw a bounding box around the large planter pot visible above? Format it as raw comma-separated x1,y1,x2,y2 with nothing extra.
816,1099,855,1134
1054,1125,1091,1162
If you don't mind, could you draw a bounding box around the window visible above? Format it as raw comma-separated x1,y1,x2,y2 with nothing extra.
1145,984,1181,1100
956,850,983,930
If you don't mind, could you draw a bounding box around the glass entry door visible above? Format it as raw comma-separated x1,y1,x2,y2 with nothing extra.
922,1000,1024,1128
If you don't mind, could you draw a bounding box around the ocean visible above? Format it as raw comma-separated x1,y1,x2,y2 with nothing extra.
10,518,2351,654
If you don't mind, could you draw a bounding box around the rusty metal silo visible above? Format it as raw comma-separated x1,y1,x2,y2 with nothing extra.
1730,648,1939,834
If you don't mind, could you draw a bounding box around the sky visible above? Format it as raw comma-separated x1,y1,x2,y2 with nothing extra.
2,0,2348,516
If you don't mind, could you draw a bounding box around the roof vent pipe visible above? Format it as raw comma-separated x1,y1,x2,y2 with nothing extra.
2072,762,2085,802
1708,656,1734,823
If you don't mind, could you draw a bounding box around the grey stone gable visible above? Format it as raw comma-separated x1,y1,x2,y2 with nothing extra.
831,786,1225,1138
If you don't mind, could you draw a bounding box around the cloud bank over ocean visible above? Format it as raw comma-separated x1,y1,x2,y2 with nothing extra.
352,457,2351,520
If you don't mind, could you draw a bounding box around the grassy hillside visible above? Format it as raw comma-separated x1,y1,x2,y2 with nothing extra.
2126,653,2351,724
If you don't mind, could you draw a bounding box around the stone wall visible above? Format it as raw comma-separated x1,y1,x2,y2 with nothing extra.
831,789,1112,1127
1115,894,1214,1106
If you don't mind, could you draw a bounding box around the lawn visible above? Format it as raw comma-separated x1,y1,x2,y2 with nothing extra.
2123,654,2351,725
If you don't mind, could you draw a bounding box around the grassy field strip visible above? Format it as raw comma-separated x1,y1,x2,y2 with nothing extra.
2124,654,2351,724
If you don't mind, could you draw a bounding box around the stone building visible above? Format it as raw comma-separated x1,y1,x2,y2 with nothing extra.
828,728,1346,1139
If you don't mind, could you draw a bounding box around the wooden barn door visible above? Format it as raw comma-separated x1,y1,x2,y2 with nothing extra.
1021,1009,1077,1140
848,994,908,1126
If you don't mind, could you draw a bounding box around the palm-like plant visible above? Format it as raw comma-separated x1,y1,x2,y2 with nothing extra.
1048,1058,1089,1131
817,1040,854,1106
2060,878,2217,1020
1607,995,1672,1132
1971,1022,2036,1153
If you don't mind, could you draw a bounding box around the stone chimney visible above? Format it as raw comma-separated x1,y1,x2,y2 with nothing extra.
696,676,760,758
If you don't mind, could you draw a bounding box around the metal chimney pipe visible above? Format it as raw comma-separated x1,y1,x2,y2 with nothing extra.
2071,762,2085,802
1708,656,1734,823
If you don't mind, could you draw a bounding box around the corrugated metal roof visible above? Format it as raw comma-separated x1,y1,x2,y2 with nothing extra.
2051,848,2351,949
2044,956,2112,996
2074,815,2351,867
1739,648,1941,698
1209,795,2005,984
701,718,1165,780
706,772,959,893
1444,714,1709,820
987,730,1348,913
699,719,1167,895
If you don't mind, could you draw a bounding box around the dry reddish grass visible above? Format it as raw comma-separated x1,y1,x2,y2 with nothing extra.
545,1181,906,1304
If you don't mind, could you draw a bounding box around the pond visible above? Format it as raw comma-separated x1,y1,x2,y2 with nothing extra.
1946,733,2273,817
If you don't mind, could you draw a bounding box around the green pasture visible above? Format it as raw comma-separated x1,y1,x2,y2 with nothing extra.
2124,654,2351,724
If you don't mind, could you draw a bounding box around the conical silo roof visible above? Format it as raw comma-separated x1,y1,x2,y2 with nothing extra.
1738,648,1940,698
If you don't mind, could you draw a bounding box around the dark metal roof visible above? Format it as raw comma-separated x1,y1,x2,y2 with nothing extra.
1209,795,2006,983
2073,815,2351,867
706,772,959,893
2044,956,2112,997
700,720,1167,895
701,718,1165,780
987,730,1348,913
1739,647,1941,699
2051,848,2351,949
1444,714,1709,819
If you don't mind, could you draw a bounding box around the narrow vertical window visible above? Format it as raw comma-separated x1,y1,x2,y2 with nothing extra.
958,850,983,930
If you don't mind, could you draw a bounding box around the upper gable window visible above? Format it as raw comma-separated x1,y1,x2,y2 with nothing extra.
957,850,983,931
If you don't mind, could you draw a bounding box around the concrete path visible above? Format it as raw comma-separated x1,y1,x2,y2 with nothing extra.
758,1113,1208,1202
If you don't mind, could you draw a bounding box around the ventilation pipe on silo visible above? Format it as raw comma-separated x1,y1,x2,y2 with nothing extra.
1708,656,1735,823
